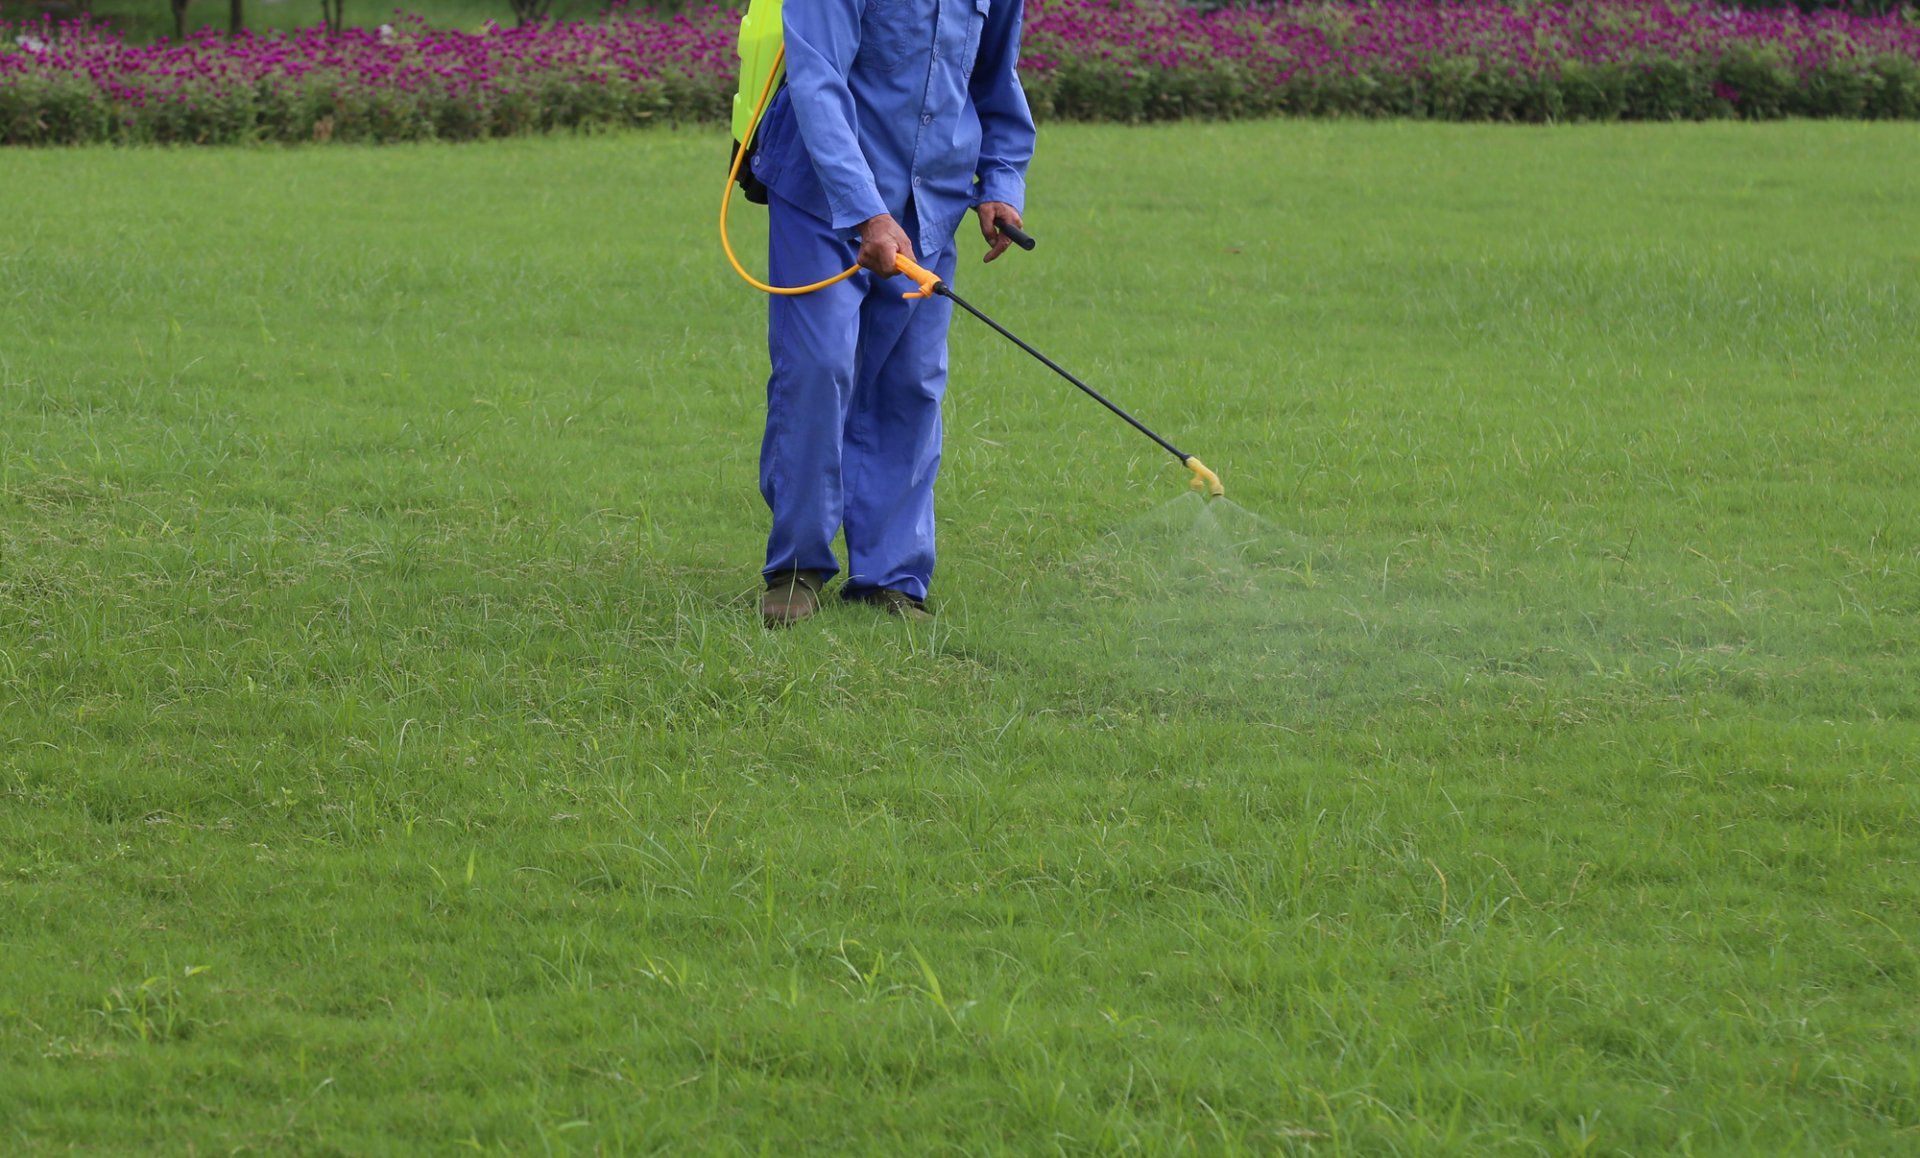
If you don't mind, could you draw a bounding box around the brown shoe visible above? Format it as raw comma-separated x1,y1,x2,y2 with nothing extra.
761,570,828,628
845,587,934,623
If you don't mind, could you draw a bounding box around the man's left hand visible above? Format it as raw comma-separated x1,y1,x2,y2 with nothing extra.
977,202,1023,264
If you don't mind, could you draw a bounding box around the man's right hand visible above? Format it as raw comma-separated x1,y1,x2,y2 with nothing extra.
856,213,915,276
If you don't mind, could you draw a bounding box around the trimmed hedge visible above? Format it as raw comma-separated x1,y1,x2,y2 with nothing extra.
1017,0,1920,122
3,2,1919,145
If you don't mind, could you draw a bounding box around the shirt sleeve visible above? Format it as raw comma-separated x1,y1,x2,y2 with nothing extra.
782,0,891,231
968,0,1037,212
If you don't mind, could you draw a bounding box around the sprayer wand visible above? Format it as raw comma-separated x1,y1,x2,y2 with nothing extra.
892,250,1225,498
718,47,1221,498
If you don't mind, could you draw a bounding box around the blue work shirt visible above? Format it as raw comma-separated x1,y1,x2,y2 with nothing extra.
750,0,1037,262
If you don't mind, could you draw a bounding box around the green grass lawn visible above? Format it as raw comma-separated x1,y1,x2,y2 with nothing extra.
3,121,1918,1152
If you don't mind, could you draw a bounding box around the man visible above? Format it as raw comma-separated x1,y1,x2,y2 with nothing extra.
747,0,1036,626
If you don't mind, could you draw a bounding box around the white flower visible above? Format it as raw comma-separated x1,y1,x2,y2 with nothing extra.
378,23,397,44
15,35,49,53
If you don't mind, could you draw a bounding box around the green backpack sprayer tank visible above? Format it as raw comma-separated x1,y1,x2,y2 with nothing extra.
715,0,1225,498
728,0,785,205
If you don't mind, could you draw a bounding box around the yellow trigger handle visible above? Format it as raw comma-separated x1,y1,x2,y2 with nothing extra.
892,254,944,300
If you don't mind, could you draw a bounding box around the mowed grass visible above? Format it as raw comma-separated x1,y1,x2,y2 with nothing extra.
2,121,1918,1152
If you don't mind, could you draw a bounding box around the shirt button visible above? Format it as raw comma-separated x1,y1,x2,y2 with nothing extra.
921,113,933,125
912,176,922,187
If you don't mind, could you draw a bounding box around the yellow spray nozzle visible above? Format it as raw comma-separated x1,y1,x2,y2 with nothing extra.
892,254,944,300
1183,456,1225,498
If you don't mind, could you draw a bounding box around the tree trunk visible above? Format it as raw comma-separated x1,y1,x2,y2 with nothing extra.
229,0,243,35
171,0,190,39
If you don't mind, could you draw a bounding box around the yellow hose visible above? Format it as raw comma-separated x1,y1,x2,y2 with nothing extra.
720,45,862,296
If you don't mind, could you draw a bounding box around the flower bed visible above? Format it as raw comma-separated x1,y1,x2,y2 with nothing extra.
0,14,736,144
1023,0,1920,121
3,1,1918,145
